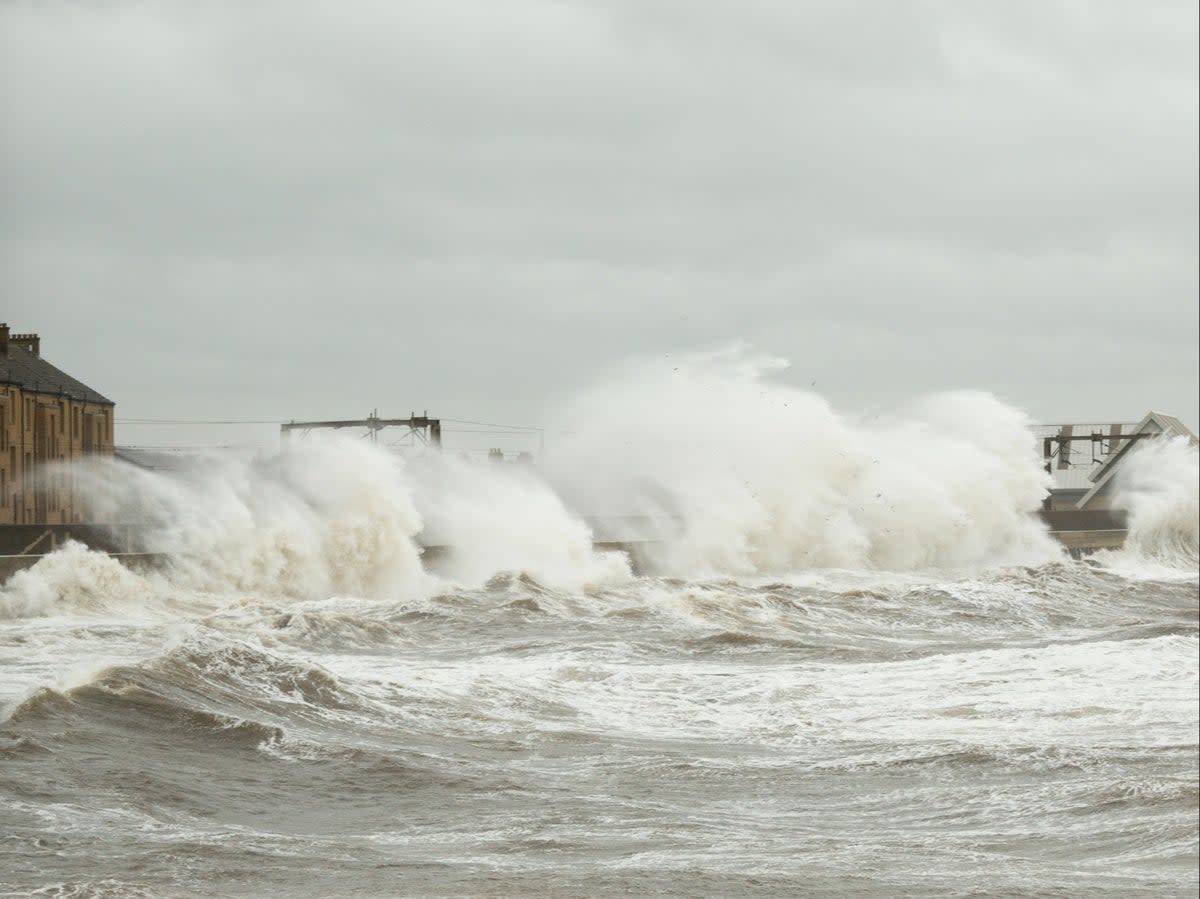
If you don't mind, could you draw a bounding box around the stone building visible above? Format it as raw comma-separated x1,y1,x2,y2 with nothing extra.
0,324,114,524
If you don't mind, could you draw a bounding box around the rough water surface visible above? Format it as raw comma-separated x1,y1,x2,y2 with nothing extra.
2,554,1196,899
1,368,1196,898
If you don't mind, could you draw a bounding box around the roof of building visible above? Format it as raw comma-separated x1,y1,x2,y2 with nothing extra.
0,343,113,405
1076,411,1198,508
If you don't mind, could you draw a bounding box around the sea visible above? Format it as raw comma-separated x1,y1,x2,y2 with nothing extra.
1,361,1197,898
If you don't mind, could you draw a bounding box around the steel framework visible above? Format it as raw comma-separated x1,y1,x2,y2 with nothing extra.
1041,429,1149,471
280,410,441,447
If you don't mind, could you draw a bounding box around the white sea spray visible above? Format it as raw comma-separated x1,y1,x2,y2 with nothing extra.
1116,436,1200,565
543,347,1060,575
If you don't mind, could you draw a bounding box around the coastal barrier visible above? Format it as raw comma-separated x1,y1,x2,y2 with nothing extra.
0,511,1129,584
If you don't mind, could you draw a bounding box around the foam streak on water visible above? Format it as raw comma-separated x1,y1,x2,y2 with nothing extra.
1,357,1196,898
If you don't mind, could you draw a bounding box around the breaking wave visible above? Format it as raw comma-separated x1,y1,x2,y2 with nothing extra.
2,347,1089,619
543,348,1060,574
1,637,359,736
1,350,1194,899
0,541,154,619
1112,435,1200,571
79,438,429,599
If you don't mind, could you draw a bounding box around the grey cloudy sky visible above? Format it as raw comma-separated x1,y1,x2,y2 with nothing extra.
2,0,1197,450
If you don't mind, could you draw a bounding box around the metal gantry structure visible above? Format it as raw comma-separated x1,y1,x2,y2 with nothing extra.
280,410,442,447
1040,427,1149,472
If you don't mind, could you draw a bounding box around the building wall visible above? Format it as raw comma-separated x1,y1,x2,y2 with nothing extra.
0,385,114,525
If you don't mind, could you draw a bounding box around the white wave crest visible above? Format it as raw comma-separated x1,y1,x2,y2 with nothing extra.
12,348,1075,603
73,433,629,599
542,347,1059,575
0,541,156,619
79,437,429,599
1111,436,1200,572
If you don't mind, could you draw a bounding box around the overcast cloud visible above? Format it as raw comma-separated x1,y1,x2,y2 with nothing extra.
2,0,1197,450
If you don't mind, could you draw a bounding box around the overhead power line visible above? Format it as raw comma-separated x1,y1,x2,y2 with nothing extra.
117,418,286,425
443,428,540,436
442,418,543,432
118,416,545,431
118,444,258,450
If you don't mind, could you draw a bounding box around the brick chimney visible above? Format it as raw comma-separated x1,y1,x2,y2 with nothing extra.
0,323,8,355
9,332,40,356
